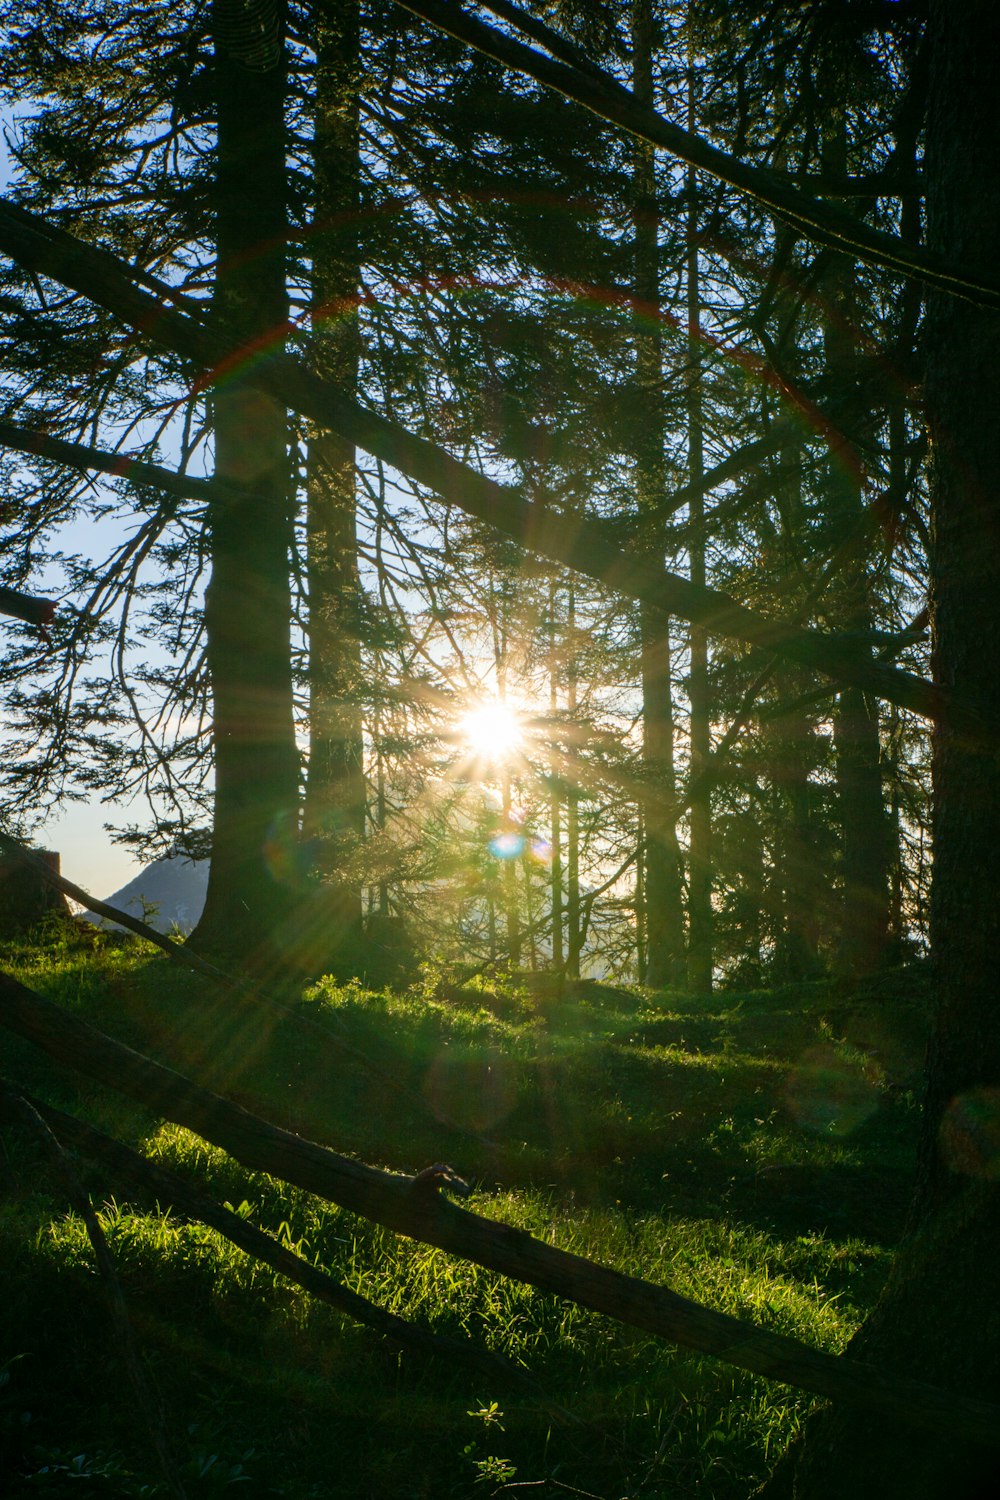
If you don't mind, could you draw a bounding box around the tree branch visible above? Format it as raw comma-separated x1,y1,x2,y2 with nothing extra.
388,0,1000,308
0,582,56,630
0,197,988,736
0,417,220,507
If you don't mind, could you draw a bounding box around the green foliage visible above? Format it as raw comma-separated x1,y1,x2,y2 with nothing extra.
0,936,926,1496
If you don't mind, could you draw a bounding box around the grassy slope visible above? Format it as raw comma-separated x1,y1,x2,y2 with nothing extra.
0,927,929,1498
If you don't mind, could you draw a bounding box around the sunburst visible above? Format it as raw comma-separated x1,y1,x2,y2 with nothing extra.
459,700,524,761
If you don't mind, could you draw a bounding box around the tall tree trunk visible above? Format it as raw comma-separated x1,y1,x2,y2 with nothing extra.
771,437,821,981
765,10,1000,1495
549,580,565,972
766,201,822,983
833,680,890,975
501,761,521,969
685,60,713,995
823,120,890,979
634,811,647,983
566,583,582,980
193,0,300,959
632,0,686,991
738,813,765,980
300,0,366,963
770,683,821,981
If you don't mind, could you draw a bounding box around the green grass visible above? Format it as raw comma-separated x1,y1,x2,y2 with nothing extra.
0,926,928,1497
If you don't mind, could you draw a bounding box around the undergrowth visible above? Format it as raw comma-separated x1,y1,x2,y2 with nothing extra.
0,927,927,1497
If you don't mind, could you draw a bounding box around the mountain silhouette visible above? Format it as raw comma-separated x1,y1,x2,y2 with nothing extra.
86,854,208,934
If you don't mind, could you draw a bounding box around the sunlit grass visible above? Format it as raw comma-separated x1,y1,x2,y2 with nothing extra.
0,927,925,1496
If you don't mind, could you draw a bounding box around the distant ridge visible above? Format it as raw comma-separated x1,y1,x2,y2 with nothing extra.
85,854,208,935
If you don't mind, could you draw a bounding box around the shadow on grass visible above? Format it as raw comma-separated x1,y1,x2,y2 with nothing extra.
1,933,932,1499
3,933,928,1249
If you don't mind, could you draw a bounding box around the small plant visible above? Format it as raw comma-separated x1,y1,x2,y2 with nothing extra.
20,1445,154,1493
472,1453,517,1486
183,1448,255,1489
138,896,161,928
466,1401,505,1431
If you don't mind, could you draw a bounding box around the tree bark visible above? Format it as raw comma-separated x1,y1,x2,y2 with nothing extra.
763,8,1000,1495
300,0,366,965
0,581,56,630
769,683,822,981
192,0,300,959
0,848,69,937
833,682,890,976
633,0,686,991
822,121,890,979
548,580,565,971
565,584,581,979
685,59,713,996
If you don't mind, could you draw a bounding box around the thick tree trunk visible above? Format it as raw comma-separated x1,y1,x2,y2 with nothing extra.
833,682,890,975
633,0,686,991
640,615,686,987
764,9,1000,1495
192,0,300,959
565,585,581,979
501,763,521,969
300,0,366,965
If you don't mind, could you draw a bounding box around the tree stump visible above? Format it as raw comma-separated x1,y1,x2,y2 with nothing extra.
0,849,71,938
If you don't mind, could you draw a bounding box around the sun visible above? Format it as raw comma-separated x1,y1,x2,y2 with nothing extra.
459,700,524,760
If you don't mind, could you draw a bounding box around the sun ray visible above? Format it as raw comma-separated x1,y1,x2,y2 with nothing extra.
459,700,524,762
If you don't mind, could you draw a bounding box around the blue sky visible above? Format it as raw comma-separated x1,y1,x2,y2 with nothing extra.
2,120,144,897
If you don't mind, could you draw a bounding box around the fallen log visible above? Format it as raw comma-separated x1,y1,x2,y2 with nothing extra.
2,967,999,1445
0,1077,549,1401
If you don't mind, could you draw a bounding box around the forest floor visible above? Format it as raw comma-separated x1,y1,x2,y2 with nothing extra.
0,926,931,1498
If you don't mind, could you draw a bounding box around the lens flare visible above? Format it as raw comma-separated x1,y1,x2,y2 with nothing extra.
423,1048,517,1131
940,1088,1000,1179
785,1045,879,1137
489,830,525,860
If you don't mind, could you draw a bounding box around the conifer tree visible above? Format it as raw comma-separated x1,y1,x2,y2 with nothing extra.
632,0,686,990
299,0,366,963
192,0,300,956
